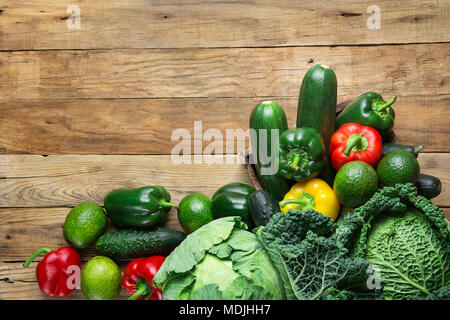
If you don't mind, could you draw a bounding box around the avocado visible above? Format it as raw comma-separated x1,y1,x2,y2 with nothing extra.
81,256,122,300
377,150,420,186
63,202,108,249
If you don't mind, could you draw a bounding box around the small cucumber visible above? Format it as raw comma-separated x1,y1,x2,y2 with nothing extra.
296,64,337,185
95,227,186,260
416,174,441,199
248,190,280,227
249,101,290,201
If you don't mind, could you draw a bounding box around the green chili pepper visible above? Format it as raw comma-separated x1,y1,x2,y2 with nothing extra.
335,92,396,135
278,127,325,181
104,186,177,228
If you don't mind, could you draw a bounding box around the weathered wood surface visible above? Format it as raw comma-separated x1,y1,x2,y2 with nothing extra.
0,94,449,154
0,44,448,101
0,0,449,301
0,154,447,207
0,1,448,50
1,207,449,299
2,204,449,263
0,155,252,207
0,261,129,300
0,207,183,262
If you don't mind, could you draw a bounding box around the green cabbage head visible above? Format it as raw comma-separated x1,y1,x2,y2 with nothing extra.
338,183,449,299
153,216,285,300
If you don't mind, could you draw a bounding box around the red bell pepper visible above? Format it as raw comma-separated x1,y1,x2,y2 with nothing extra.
122,256,165,300
23,246,81,297
330,123,382,170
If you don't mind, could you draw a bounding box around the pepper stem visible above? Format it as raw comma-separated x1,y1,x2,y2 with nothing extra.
128,282,151,301
279,192,315,211
23,247,52,268
344,134,368,156
159,199,178,209
286,148,308,171
377,96,397,112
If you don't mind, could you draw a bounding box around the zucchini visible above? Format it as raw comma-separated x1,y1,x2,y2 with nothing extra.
249,101,290,201
296,64,337,185
382,143,424,158
249,190,280,227
416,174,441,199
95,227,186,260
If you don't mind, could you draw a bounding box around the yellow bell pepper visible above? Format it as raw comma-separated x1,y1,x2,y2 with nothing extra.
279,178,340,221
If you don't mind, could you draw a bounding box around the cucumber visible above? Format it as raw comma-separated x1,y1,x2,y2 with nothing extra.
95,227,186,260
249,190,280,227
249,101,290,201
416,174,441,199
296,64,337,185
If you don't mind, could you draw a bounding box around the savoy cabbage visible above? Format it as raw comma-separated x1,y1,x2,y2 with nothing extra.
257,183,449,300
339,183,449,299
256,209,372,299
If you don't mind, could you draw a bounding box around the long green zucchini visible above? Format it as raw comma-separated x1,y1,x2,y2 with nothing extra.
249,101,290,201
296,64,337,185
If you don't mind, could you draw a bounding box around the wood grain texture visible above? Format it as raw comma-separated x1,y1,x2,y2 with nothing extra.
0,155,252,207
1,205,449,263
0,0,449,301
0,44,448,100
0,94,449,154
0,153,448,208
1,0,449,50
0,261,129,300
0,207,183,262
1,207,450,299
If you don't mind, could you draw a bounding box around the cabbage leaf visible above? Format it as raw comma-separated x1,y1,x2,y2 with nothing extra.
339,184,450,300
256,209,371,300
153,216,285,300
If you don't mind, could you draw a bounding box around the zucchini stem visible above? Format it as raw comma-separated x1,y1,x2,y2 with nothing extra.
414,144,424,154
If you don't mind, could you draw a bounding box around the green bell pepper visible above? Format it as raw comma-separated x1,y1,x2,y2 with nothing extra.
335,92,396,135
104,186,177,228
211,183,255,227
278,127,325,181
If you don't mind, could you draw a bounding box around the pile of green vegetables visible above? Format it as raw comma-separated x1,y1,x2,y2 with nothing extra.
23,64,448,301
153,64,448,300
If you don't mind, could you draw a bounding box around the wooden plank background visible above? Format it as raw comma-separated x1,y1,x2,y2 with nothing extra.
1,0,449,49
0,1,449,300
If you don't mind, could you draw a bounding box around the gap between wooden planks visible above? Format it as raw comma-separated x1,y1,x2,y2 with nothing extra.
0,94,449,154
0,0,448,50
0,207,183,262
0,154,448,207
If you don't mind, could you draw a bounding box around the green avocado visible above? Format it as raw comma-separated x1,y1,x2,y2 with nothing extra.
81,256,122,300
63,202,108,249
377,150,420,186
